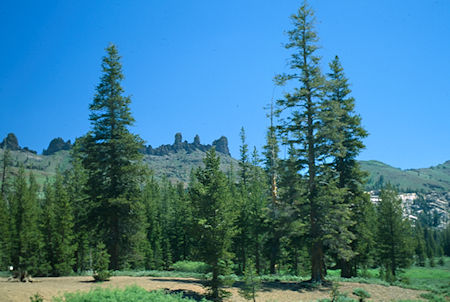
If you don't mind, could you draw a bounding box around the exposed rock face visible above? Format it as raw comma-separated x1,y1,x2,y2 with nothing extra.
212,136,230,156
144,133,230,156
43,138,72,155
193,135,201,145
0,133,20,150
174,133,182,145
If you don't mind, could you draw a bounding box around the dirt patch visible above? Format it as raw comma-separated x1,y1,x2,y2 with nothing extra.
0,276,426,302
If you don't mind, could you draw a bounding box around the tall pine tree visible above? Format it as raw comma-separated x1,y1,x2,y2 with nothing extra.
376,186,414,280
190,148,235,301
321,56,370,277
78,44,147,270
275,2,329,282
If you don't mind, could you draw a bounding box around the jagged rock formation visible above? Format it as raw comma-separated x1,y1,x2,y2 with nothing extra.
143,133,231,156
43,138,72,155
0,133,37,154
0,133,20,150
212,136,230,155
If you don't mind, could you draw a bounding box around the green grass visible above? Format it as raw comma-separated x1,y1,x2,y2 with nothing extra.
52,285,210,302
113,270,205,279
170,261,211,274
360,160,450,193
327,257,450,301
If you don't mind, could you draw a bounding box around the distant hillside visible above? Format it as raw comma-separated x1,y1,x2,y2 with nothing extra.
1,132,448,194
0,133,238,186
360,160,450,193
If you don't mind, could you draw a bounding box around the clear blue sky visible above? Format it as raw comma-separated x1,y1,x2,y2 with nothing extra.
1,1,449,169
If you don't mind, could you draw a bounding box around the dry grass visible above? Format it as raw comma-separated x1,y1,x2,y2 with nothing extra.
0,276,426,302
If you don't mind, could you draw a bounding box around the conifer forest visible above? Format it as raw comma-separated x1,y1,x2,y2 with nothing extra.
0,2,449,302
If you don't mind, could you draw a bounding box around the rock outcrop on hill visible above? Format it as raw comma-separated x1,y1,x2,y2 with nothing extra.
43,138,72,155
0,133,20,150
143,133,230,156
0,133,37,154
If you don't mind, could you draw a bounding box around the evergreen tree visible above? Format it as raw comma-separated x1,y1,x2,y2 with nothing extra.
238,259,261,302
169,182,193,262
262,104,282,274
275,2,331,282
442,224,450,256
0,195,10,269
276,144,305,274
159,178,174,269
1,147,11,198
78,44,147,270
41,182,56,275
413,223,426,267
190,148,235,301
64,158,91,272
376,186,414,279
322,56,369,277
92,242,111,281
235,127,251,273
142,176,163,270
10,168,45,275
52,173,76,275
247,148,269,274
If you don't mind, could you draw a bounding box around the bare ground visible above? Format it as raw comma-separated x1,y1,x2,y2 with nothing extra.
0,276,426,302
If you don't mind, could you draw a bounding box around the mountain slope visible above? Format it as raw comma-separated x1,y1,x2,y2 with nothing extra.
1,132,449,194
360,160,450,193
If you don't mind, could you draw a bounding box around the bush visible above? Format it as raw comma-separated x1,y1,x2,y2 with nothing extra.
92,242,110,282
170,261,211,273
352,288,370,302
53,286,210,302
30,293,43,302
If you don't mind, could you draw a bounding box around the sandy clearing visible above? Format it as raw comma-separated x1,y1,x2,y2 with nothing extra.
0,276,426,302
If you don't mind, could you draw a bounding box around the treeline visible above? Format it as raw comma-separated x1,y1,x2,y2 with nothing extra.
0,140,448,276
0,2,449,301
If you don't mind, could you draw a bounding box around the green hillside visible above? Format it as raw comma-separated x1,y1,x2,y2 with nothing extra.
0,148,238,187
360,160,450,193
1,139,449,194
0,149,71,187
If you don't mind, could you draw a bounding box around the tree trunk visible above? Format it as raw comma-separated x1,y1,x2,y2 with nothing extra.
270,235,279,274
311,240,324,282
341,259,354,278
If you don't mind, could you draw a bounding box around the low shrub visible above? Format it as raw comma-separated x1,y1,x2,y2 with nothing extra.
170,261,211,274
30,293,44,302
352,288,370,302
52,285,210,302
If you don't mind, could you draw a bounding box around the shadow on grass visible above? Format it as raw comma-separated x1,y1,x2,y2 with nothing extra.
149,277,207,286
79,279,110,283
257,279,333,293
164,289,208,301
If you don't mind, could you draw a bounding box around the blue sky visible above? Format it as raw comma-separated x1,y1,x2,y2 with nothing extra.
1,1,449,169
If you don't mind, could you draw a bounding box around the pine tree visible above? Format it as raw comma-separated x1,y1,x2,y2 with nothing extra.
275,2,329,282
235,127,251,274
92,242,111,281
64,158,90,272
414,223,426,267
52,173,76,275
1,147,11,198
376,186,414,279
0,195,10,269
238,259,261,302
247,148,269,275
321,56,369,277
262,105,282,274
190,148,235,301
78,44,147,270
10,168,45,276
169,182,193,262
142,176,163,270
